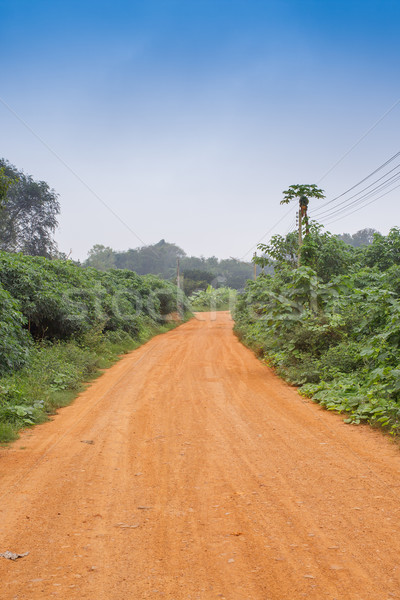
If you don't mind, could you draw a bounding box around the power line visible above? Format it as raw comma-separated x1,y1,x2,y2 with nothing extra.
0,95,148,249
322,180,400,227
313,164,400,218
311,165,400,220
284,217,297,236
240,205,295,259
315,172,400,220
314,151,400,214
317,99,400,184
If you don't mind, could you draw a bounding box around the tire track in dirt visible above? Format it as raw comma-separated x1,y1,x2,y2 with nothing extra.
1,312,400,599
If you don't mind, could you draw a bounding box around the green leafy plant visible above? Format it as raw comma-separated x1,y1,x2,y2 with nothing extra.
190,286,236,311
0,250,191,442
235,224,400,436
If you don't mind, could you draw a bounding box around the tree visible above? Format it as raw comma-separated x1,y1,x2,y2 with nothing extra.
0,159,60,257
300,222,354,281
181,269,214,296
0,167,14,211
255,222,354,281
280,184,325,206
115,240,186,277
364,227,400,270
280,184,325,261
337,228,379,247
255,231,298,271
85,244,117,271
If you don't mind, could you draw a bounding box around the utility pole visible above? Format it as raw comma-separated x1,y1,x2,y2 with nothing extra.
176,257,181,290
297,207,302,266
253,252,257,280
280,184,325,268
298,195,309,266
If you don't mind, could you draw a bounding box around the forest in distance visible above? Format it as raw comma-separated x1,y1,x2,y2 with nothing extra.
83,228,378,295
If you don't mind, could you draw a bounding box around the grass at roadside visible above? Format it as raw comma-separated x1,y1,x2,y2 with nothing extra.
0,320,181,444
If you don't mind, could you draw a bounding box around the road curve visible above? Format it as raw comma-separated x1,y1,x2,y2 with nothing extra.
1,312,400,599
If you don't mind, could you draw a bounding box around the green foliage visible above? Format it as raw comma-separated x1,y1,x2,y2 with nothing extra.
337,228,379,247
0,166,16,211
255,232,298,270
182,269,214,296
0,159,60,257
280,184,325,205
190,286,237,311
0,250,190,442
363,227,400,270
0,283,31,374
85,240,257,290
0,252,189,341
255,223,354,281
0,423,18,443
235,227,400,435
300,222,355,281
86,244,117,271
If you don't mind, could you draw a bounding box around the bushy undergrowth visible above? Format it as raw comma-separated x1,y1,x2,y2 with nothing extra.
190,285,237,311
0,283,31,374
0,251,190,442
235,226,400,436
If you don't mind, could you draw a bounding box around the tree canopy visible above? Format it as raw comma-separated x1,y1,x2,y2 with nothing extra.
0,166,15,211
337,228,379,247
0,159,60,258
280,184,325,205
255,221,355,281
84,240,258,290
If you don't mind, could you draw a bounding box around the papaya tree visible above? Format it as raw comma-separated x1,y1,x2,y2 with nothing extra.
281,184,325,263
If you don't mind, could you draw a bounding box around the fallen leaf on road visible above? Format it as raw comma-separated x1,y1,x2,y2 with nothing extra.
0,551,29,560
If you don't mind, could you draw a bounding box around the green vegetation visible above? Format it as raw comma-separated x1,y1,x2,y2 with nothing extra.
190,286,237,312
337,228,379,247
235,224,400,435
0,159,60,257
85,239,259,290
0,165,16,211
0,251,189,442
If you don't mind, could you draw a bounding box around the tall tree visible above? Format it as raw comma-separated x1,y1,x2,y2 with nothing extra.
86,244,117,270
0,159,60,257
0,167,12,210
337,228,379,247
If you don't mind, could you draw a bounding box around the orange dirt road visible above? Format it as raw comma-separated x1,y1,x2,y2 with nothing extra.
2,312,400,600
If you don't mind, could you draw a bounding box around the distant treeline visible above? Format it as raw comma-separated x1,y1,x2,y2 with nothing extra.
84,240,262,294
84,230,380,295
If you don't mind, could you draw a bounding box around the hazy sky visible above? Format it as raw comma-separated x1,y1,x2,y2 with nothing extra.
1,0,399,261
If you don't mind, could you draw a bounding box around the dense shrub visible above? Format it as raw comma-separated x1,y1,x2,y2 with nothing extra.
190,286,236,311
0,252,189,342
0,283,31,374
0,251,190,441
235,229,400,435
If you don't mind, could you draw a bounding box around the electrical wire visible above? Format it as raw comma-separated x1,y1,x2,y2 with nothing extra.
240,205,295,259
316,99,400,184
322,180,400,227
315,151,400,213
312,162,400,218
284,216,297,236
311,169,400,220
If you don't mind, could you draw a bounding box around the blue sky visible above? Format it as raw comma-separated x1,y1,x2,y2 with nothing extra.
1,0,399,260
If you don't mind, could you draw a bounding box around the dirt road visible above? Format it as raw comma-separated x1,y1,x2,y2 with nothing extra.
1,312,400,599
